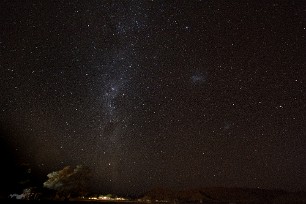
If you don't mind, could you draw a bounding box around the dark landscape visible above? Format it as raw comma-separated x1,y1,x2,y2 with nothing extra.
2,186,306,203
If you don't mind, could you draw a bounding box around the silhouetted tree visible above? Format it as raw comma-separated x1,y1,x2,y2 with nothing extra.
43,165,90,200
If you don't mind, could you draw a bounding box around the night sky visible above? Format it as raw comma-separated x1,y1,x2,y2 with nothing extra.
1,0,305,195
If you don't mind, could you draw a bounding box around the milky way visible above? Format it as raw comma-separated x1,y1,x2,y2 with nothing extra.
1,0,305,195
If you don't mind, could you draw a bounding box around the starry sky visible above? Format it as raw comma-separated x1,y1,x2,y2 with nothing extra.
1,0,305,195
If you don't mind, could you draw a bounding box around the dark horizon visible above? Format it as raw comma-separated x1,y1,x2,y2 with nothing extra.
1,0,305,196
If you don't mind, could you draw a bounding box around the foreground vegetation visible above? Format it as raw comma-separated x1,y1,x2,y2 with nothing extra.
2,165,306,203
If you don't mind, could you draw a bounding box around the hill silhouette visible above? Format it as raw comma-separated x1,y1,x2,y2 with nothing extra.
142,187,306,203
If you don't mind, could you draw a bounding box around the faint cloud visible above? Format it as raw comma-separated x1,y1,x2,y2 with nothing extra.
191,72,207,84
